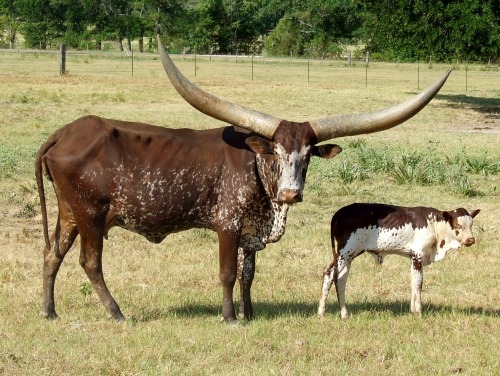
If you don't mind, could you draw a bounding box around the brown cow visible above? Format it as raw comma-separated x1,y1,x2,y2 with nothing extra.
35,36,450,323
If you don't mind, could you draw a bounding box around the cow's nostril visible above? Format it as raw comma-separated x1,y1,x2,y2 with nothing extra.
279,189,302,204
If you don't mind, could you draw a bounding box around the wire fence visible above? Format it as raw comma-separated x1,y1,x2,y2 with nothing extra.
1,47,498,94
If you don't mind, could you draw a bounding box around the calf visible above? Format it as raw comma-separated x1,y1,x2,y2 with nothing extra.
317,203,480,319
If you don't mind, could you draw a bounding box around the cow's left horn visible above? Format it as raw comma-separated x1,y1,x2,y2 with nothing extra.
158,35,281,139
309,69,451,142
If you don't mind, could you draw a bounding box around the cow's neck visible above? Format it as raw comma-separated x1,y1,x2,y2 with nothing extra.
255,154,289,244
262,202,289,244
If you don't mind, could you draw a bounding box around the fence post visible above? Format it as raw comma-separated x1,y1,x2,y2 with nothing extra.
60,43,66,75
252,55,254,81
365,51,369,87
417,61,420,91
307,59,310,83
465,61,468,92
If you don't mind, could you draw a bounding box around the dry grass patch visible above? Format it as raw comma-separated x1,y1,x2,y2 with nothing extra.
0,50,498,375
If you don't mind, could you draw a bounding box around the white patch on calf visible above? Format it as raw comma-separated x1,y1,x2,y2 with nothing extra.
341,223,434,261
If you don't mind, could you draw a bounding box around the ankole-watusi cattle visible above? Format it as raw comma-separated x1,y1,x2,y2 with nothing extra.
317,203,480,319
35,35,451,323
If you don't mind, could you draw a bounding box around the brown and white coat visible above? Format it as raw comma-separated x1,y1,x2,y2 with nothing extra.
317,203,480,319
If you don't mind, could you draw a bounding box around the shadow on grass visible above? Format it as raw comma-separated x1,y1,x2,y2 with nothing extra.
437,93,500,118
135,299,498,322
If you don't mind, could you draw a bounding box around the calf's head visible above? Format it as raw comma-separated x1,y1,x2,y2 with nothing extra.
157,36,450,205
444,208,480,247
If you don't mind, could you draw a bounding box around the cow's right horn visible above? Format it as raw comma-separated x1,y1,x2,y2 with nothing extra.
309,70,451,142
158,35,282,139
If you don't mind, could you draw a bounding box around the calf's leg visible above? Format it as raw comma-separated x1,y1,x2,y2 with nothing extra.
335,257,352,320
317,256,337,318
410,253,423,315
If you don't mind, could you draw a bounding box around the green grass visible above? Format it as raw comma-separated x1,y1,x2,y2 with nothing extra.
0,49,498,375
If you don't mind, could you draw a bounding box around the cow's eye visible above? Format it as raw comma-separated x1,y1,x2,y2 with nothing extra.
271,161,277,173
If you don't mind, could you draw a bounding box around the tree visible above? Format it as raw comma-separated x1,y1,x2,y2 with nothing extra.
0,0,19,48
362,0,499,62
264,0,362,58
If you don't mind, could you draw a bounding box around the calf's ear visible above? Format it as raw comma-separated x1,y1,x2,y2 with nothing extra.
469,209,480,218
313,144,342,159
246,136,275,154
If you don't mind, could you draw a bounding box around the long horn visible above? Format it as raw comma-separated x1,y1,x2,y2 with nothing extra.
157,35,281,139
309,70,451,142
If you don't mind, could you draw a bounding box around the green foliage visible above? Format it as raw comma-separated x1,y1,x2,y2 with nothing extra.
79,282,93,297
1,0,498,61
460,153,500,175
264,0,362,58
322,146,496,198
0,144,20,179
363,0,500,62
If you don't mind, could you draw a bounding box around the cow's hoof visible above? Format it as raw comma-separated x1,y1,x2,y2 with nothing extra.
108,312,126,322
41,310,58,320
220,316,240,325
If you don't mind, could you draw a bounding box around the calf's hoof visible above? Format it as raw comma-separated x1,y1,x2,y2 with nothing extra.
340,311,349,320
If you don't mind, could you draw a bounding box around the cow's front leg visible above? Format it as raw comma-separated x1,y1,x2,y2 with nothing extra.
237,248,256,320
410,253,423,315
217,230,240,324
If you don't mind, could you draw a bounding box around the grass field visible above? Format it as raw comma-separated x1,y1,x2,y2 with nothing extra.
0,50,499,375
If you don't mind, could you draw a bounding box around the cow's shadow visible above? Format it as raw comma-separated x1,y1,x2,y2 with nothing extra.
134,300,497,322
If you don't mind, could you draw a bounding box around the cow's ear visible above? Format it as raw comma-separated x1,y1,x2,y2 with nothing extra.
469,209,480,218
246,136,274,154
312,144,342,159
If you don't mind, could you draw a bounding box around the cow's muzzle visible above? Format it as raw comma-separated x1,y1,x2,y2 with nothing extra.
278,189,303,204
463,237,475,247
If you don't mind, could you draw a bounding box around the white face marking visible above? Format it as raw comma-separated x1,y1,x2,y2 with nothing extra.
455,214,474,241
274,143,311,199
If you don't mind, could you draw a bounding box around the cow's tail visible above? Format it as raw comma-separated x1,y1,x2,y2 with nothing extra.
34,137,57,251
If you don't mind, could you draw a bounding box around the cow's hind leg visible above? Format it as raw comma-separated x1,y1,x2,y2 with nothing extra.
79,226,125,321
335,256,352,320
410,253,423,315
317,255,338,318
237,248,256,320
41,203,79,319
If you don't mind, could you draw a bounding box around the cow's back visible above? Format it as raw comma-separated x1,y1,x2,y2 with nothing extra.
39,116,266,241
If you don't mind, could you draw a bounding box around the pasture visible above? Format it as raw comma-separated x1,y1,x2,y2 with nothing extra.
0,50,498,374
